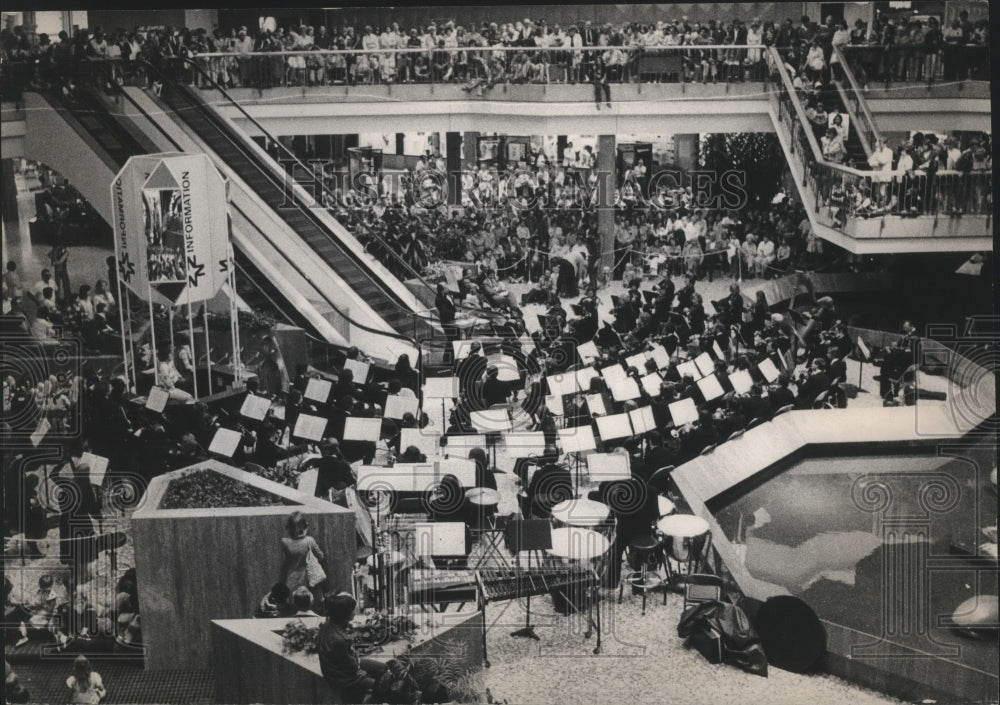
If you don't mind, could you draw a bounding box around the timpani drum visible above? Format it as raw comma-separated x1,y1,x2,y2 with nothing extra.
465,487,500,532
655,514,711,577
546,527,609,615
550,498,611,529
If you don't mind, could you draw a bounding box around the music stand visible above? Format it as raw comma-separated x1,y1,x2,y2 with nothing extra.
696,374,726,402
208,427,243,458
595,413,633,442
585,393,608,417
649,344,671,370
304,377,332,404
577,341,599,363
668,398,699,426
558,425,597,492
729,369,753,394
504,519,553,641
240,393,271,421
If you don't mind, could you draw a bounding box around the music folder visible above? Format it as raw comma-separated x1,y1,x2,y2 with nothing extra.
609,377,642,402
293,413,328,442
640,372,663,397
577,340,599,363
384,394,420,420
80,452,109,487
676,359,701,380
304,377,332,403
712,340,725,360
342,358,371,383
423,376,459,399
586,452,632,482
343,416,382,442
758,358,780,383
650,344,671,370
668,397,699,426
585,393,607,417
729,369,754,395
545,394,565,417
436,458,477,487
145,387,169,413
857,337,872,361
415,522,468,557
558,425,596,453
505,519,553,553
629,405,657,434
400,428,442,458
574,366,600,390
696,374,726,402
595,413,633,441
693,352,715,378
240,393,272,421
208,427,243,458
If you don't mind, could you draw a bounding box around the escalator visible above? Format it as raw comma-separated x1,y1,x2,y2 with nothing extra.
39,85,331,339
146,66,435,342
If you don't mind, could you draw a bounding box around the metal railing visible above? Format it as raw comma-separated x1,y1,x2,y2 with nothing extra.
840,43,990,87
765,47,991,229
186,44,771,90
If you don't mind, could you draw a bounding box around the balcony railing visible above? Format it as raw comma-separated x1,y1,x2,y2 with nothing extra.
840,43,990,87
765,47,991,232
185,44,772,90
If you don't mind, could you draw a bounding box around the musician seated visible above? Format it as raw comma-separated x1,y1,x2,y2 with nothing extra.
766,374,796,412
252,423,304,466
426,474,468,523
526,463,573,520
795,358,833,409
397,445,427,463
310,438,356,502
468,448,497,490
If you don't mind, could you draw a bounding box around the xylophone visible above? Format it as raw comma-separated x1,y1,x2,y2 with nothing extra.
408,568,479,608
474,567,602,665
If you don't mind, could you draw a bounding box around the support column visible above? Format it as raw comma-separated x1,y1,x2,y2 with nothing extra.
596,134,616,272
445,132,462,206
462,132,478,171
1,159,18,227
674,134,699,173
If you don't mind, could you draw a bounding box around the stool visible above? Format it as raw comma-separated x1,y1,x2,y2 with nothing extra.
618,534,665,616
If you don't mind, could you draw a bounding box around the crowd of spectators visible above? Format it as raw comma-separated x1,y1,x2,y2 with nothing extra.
1,10,989,100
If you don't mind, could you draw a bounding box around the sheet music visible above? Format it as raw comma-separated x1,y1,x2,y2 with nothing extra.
208,427,243,457
414,522,466,557
668,397,699,426
729,369,754,394
675,359,701,380
436,458,477,487
240,393,272,421
423,376,459,399
545,394,565,417
609,377,642,402
712,341,725,360
487,354,522,382
304,377,332,403
343,416,382,442
697,374,726,401
585,393,607,416
504,431,547,457
546,373,578,397
640,372,662,397
694,352,715,378
271,404,286,420
857,337,872,361
384,394,420,420
400,428,442,458
650,344,672,370
574,366,600,390
758,358,780,383
629,406,657,434
342,358,371,383
442,434,487,453
558,425,597,453
586,452,632,482
577,340,599,363
595,412,634,441
80,452,109,487
357,465,432,494
469,408,511,432
625,351,649,371
294,413,328,442
145,387,169,413
600,363,628,387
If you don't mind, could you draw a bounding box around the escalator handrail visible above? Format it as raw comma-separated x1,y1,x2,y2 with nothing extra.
105,77,422,348
168,55,498,322
137,61,419,316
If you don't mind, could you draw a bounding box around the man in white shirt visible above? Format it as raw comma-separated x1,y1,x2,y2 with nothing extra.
755,235,776,277
867,137,894,172
32,269,58,303
896,148,914,173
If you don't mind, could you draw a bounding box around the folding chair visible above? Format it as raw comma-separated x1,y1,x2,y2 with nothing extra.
683,573,724,610
772,404,794,418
